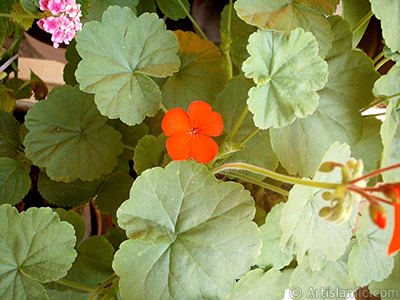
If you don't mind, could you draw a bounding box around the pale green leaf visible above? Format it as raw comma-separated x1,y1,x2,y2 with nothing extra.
213,76,279,179
0,110,21,158
0,205,76,300
342,0,371,47
46,289,89,300
155,0,190,21
161,31,226,109
348,203,394,287
95,171,134,215
0,157,30,205
0,84,15,113
113,161,261,300
280,143,357,271
227,269,290,300
381,101,400,182
76,6,180,125
270,17,379,177
243,28,328,129
373,65,400,103
351,118,383,174
24,85,123,182
370,0,400,52
289,242,356,300
383,46,400,65
257,203,293,269
325,16,353,59
234,0,336,57
87,0,139,21
38,171,103,207
133,134,167,174
369,253,400,300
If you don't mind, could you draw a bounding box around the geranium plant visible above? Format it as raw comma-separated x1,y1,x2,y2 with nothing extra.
1,0,400,299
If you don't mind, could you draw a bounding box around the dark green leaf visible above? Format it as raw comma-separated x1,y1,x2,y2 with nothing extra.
30,70,48,100
155,0,190,21
63,40,80,86
0,83,15,113
0,109,21,158
54,208,86,245
133,134,167,174
86,0,139,22
342,0,371,47
0,157,30,205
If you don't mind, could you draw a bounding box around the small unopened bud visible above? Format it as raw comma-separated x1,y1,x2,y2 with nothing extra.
379,182,400,204
369,202,387,229
319,162,338,172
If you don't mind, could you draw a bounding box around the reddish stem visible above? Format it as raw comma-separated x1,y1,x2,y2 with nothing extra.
349,163,400,184
348,185,394,206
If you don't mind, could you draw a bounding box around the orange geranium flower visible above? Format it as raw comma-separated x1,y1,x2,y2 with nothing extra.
161,101,223,164
388,202,400,256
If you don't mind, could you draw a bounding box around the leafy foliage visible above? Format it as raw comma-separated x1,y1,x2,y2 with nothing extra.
114,161,261,299
0,157,30,205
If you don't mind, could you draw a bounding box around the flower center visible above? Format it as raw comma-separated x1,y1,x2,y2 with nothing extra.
190,127,199,136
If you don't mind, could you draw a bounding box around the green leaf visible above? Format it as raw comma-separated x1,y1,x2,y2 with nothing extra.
231,32,253,67
351,118,383,174
0,1,13,52
289,242,356,300
155,0,190,21
257,203,293,270
54,208,86,245
63,40,80,86
64,236,114,286
0,109,21,158
243,28,328,129
76,0,90,20
369,253,400,300
220,3,255,41
46,289,89,300
234,0,336,58
38,171,103,207
20,0,39,15
107,119,149,160
162,31,226,109
76,6,180,125
226,268,290,300
280,143,357,271
137,0,157,15
348,203,394,287
213,76,279,179
384,45,400,65
86,0,139,22
370,0,400,52
0,157,30,205
24,85,123,182
381,101,400,182
0,83,15,113
113,160,261,299
270,17,379,177
133,134,168,174
342,0,371,47
95,171,134,215
30,70,48,101
0,205,76,300
5,78,32,100
373,65,400,103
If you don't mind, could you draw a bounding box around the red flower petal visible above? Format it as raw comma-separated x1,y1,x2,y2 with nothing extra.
388,202,400,256
191,133,219,164
188,101,223,137
162,108,191,136
165,132,192,161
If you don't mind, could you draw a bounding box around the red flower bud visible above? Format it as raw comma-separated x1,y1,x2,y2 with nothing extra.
369,202,388,229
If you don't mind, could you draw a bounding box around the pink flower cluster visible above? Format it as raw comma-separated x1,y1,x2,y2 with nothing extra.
37,0,82,48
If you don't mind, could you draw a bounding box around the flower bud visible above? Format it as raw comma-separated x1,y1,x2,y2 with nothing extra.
379,182,400,204
322,191,333,201
319,161,339,172
319,206,334,218
369,202,387,229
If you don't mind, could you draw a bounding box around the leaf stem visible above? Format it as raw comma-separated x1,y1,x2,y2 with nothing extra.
88,273,119,300
176,0,209,41
372,50,385,64
351,10,373,33
160,103,168,113
122,144,135,151
221,0,234,79
225,171,290,196
55,279,96,292
212,162,340,189
239,127,259,145
375,57,391,71
360,98,387,113
0,13,39,19
347,186,393,205
224,107,248,143
363,112,386,118
222,49,233,80
349,163,400,184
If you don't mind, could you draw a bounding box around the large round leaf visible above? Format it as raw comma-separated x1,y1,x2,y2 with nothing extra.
0,157,30,205
242,28,328,129
24,85,123,182
75,6,180,125
234,0,337,57
0,205,76,300
113,161,261,299
161,30,226,109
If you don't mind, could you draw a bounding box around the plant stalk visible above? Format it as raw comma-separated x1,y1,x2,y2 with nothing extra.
351,10,373,33
88,273,118,300
56,279,96,292
350,163,400,184
176,0,209,41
